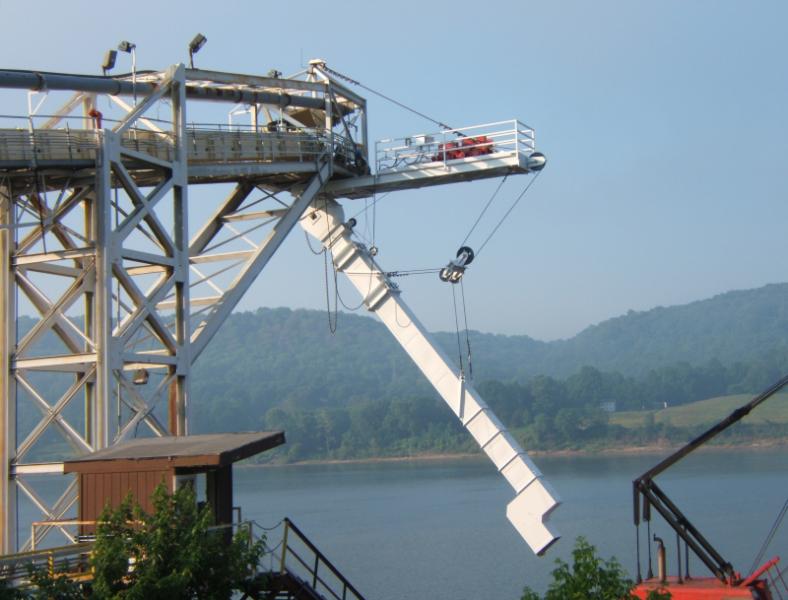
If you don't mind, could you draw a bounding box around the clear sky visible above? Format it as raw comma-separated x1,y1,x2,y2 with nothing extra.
1,0,786,341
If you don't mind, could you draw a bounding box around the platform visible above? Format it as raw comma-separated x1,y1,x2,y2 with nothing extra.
0,119,542,199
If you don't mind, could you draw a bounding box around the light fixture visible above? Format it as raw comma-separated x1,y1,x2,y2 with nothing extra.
101,50,117,76
188,33,207,68
132,368,149,385
117,40,136,54
116,40,137,103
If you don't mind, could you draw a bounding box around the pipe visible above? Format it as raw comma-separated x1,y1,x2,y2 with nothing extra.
654,534,667,584
0,69,139,96
0,68,329,111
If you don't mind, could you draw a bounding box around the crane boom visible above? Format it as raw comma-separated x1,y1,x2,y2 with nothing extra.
300,198,560,556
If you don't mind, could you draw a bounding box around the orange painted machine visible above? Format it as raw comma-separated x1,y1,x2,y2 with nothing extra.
630,380,788,599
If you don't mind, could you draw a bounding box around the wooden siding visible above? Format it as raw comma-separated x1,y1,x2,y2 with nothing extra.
78,469,172,534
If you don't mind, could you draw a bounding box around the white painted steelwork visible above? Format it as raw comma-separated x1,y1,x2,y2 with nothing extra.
300,200,560,556
0,59,556,556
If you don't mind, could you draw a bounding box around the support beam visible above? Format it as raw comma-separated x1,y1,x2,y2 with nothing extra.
0,180,16,553
300,199,560,556
189,157,331,360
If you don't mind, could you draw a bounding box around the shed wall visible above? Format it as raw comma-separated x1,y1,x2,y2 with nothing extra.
79,469,172,534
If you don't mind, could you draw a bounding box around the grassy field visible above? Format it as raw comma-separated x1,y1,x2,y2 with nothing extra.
610,393,788,429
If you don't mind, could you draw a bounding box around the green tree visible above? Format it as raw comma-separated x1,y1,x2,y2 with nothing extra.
91,483,266,599
521,537,638,600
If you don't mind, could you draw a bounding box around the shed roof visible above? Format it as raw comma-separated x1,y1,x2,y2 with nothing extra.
63,431,285,473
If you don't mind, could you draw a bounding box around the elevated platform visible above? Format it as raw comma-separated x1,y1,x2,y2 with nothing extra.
0,119,543,199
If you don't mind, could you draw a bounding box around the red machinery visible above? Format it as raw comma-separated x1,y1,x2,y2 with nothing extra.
433,135,494,161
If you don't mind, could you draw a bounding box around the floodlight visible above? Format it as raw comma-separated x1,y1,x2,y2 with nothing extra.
117,40,136,53
115,40,138,102
101,50,117,75
188,33,207,68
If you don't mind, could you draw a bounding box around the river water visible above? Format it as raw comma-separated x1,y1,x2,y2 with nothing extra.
235,449,786,600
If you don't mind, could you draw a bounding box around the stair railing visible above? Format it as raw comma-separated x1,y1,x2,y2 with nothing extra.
279,517,367,600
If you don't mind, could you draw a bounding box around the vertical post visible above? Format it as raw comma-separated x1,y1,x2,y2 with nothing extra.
676,531,683,583
280,519,289,574
312,554,319,588
170,64,189,436
84,199,95,447
325,83,334,160
0,181,17,553
360,102,368,161
93,131,114,450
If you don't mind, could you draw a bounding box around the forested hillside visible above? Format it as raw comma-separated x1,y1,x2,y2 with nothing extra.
191,282,788,426
187,283,788,455
15,282,788,460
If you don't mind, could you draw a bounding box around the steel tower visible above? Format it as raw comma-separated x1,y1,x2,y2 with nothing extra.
0,60,553,554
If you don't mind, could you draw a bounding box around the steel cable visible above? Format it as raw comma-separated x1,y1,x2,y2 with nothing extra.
476,170,542,257
748,495,788,576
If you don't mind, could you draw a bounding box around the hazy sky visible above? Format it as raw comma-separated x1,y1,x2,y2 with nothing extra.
1,0,786,341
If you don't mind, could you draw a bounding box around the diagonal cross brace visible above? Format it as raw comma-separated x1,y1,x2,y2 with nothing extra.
189,157,332,361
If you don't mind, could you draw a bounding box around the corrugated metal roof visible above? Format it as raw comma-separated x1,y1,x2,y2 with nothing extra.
63,431,285,471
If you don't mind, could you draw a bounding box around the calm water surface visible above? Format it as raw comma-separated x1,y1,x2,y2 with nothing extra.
235,449,786,600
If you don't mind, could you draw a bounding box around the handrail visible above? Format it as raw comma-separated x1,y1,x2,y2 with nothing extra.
0,542,94,587
375,119,536,174
280,517,367,600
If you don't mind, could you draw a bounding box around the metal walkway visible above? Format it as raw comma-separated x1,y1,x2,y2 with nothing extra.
0,119,541,197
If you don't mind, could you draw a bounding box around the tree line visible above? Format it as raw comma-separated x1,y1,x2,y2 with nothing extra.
235,358,788,463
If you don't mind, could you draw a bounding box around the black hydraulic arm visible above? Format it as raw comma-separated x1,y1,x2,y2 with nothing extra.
633,372,788,582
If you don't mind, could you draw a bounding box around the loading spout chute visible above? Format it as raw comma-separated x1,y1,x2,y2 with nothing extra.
300,199,560,555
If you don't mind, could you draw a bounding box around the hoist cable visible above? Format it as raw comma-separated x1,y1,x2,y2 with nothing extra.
348,191,391,222
331,255,366,312
460,279,473,380
323,249,338,334
321,199,338,333
320,66,455,132
451,285,464,375
748,495,788,576
343,267,441,277
304,230,325,255
460,174,508,248
476,170,542,257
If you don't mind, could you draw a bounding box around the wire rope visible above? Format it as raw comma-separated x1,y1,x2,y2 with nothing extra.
460,174,508,248
348,191,391,222
460,279,473,380
476,170,542,257
320,66,454,132
323,249,338,334
451,285,464,375
748,495,788,576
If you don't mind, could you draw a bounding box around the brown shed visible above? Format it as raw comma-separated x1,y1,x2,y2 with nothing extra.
63,431,284,534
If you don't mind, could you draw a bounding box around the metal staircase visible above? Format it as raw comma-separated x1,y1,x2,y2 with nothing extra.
269,518,367,600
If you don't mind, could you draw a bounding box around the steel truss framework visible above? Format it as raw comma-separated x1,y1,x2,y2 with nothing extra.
0,63,340,552
0,59,551,556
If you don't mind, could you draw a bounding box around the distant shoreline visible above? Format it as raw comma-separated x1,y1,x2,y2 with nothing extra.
241,438,786,468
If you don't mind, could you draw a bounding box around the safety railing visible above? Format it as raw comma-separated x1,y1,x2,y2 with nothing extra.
375,119,535,173
0,115,366,172
278,517,367,600
0,542,94,588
